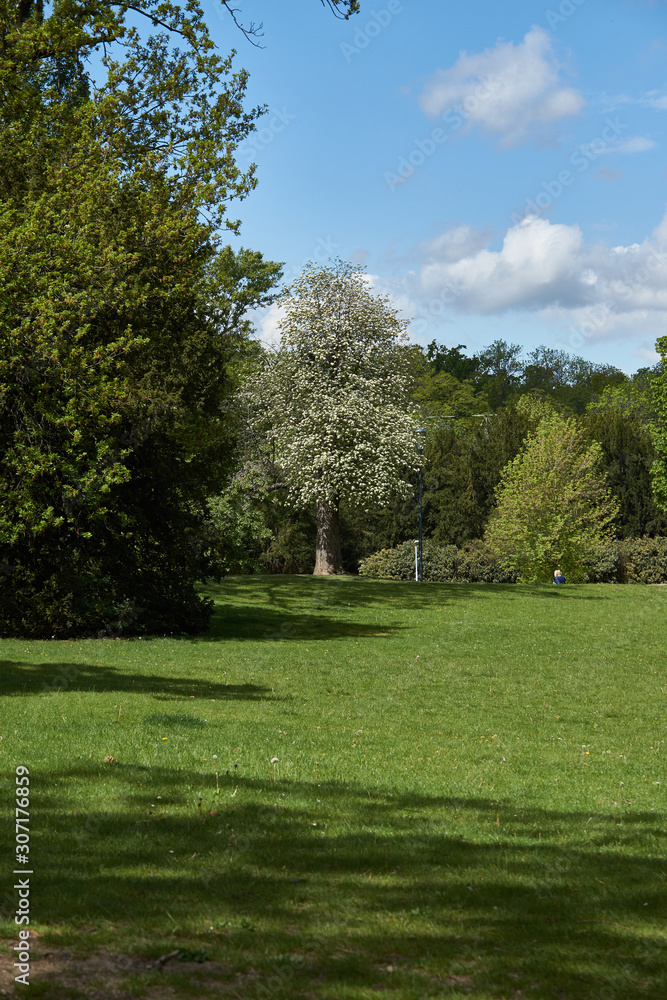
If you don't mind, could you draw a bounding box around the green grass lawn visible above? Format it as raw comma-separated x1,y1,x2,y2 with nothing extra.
1,577,665,999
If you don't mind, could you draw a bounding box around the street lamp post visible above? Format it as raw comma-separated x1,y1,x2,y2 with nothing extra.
417,427,427,582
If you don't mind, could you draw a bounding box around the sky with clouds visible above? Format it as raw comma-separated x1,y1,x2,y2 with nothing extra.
203,0,667,372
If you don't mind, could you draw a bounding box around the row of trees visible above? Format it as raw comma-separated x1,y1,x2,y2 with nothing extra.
216,310,666,580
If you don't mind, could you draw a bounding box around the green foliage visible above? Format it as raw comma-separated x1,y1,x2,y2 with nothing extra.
261,505,317,575
425,340,483,382
520,347,627,413
581,543,621,583
622,536,667,583
205,247,283,340
200,472,273,579
359,539,518,582
361,536,667,585
582,408,667,539
411,365,489,419
583,538,667,584
423,406,533,546
587,366,661,428
422,340,628,414
0,0,272,635
485,413,619,582
514,389,559,424
650,337,667,513
255,337,656,572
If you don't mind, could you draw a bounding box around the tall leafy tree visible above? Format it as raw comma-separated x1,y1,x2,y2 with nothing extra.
485,413,619,582
244,260,419,575
0,0,283,635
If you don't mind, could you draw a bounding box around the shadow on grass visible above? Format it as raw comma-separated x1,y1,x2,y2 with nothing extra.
528,591,612,600
0,660,274,700
18,766,666,1000
200,576,501,616
199,578,612,641
202,604,407,642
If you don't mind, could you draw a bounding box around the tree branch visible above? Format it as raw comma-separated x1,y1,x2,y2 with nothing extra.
219,1,264,47
320,0,360,18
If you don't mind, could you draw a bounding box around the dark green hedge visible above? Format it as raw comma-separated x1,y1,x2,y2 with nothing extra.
359,538,667,584
358,540,518,583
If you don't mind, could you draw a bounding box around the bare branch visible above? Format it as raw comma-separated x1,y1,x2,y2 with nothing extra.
219,1,264,47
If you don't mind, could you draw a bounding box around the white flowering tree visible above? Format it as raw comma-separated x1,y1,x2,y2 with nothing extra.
246,260,419,574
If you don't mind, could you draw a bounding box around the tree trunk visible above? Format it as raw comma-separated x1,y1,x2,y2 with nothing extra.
314,498,343,575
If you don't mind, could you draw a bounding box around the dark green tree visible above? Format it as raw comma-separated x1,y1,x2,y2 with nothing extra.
421,406,533,546
425,341,483,383
0,0,288,636
649,338,667,514
583,409,667,539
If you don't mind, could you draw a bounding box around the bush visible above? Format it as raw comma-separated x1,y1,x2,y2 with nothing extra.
358,540,518,583
623,536,667,584
582,543,621,583
359,537,667,585
0,558,213,639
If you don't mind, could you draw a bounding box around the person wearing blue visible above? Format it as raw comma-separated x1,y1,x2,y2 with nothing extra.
553,568,566,584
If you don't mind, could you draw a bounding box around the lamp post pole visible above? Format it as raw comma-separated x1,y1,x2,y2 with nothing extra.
417,427,426,582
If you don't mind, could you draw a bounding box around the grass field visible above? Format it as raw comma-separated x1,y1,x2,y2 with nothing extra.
0,577,665,999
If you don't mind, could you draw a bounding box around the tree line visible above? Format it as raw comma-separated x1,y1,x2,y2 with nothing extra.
226,335,665,578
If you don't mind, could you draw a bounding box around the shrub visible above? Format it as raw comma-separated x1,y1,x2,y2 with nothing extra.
360,537,667,585
623,537,667,584
358,540,518,583
582,543,621,583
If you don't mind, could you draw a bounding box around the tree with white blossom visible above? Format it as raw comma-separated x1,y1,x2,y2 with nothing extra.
245,260,419,574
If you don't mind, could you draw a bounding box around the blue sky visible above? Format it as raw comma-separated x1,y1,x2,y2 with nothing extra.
205,0,667,372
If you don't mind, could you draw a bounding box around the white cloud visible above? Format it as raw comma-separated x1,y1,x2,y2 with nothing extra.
639,88,667,110
393,208,667,349
633,342,661,364
418,26,585,147
413,216,585,313
596,136,657,155
420,224,491,263
250,300,286,348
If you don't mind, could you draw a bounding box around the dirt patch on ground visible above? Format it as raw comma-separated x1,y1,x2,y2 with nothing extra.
0,944,237,998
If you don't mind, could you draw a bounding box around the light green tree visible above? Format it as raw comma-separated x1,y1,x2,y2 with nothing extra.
244,260,419,574
485,413,619,582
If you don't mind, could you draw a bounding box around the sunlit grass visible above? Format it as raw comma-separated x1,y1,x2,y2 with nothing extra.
0,577,665,998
